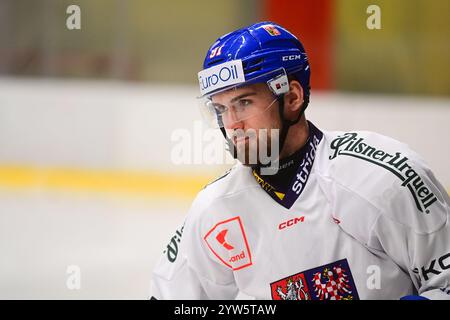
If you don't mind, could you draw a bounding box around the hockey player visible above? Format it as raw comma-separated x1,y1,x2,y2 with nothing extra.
150,22,450,300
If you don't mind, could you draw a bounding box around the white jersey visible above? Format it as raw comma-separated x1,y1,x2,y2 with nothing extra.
151,122,450,300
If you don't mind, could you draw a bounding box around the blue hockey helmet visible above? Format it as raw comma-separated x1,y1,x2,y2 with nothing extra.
198,21,310,100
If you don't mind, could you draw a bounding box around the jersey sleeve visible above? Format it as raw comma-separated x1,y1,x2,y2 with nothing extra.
150,197,239,300
368,154,450,299
323,131,450,300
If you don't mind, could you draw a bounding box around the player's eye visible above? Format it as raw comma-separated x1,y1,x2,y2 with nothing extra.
213,104,227,114
236,99,252,109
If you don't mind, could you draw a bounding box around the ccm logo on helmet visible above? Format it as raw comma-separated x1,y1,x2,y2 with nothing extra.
282,54,302,61
278,216,305,230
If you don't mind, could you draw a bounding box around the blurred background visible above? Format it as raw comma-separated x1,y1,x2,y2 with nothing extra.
0,0,448,299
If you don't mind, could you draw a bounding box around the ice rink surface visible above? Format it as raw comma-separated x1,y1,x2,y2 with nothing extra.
0,188,188,299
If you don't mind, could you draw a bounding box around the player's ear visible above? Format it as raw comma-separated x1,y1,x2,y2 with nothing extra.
283,80,304,120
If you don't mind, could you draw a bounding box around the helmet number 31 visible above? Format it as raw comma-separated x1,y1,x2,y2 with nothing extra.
209,45,225,59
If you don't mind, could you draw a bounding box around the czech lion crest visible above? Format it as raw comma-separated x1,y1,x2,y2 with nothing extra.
271,259,359,300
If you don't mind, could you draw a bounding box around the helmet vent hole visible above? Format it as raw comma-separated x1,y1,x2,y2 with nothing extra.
248,58,264,67
245,66,262,74
207,58,224,67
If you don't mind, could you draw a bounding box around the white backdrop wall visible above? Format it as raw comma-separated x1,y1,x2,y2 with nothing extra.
0,77,449,187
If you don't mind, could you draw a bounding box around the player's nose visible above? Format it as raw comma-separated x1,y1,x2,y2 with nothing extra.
223,106,244,130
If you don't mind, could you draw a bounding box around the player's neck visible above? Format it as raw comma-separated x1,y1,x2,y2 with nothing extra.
279,117,309,160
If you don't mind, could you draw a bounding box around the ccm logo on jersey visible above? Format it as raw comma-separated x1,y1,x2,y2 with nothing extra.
278,216,305,230
204,216,252,271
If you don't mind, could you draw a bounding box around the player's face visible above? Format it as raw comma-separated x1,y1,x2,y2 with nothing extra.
211,83,281,165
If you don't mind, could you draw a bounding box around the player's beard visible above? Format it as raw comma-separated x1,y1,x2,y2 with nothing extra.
228,128,280,168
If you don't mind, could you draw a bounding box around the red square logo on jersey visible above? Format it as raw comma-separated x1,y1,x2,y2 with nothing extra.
204,216,252,271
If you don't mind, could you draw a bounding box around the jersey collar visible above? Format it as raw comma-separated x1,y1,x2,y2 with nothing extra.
252,121,323,209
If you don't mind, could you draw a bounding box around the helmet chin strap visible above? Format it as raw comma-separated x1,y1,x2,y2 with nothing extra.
276,95,291,159
220,123,238,159
219,94,310,165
